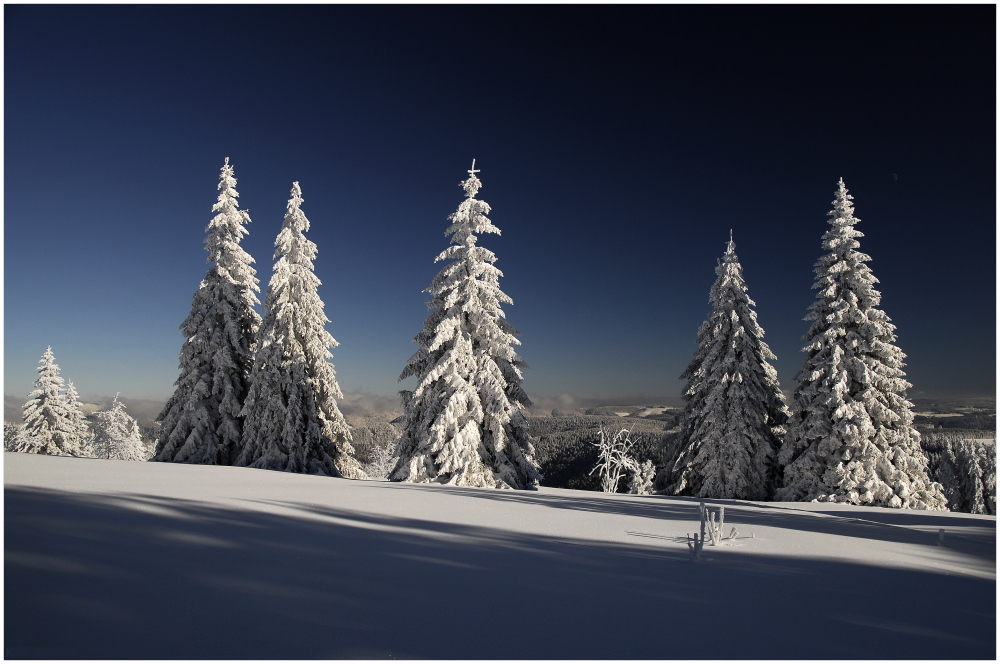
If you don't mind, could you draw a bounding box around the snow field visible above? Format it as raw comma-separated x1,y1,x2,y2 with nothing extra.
5,452,995,659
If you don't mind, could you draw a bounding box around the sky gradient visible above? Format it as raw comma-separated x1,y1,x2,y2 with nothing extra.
4,5,995,409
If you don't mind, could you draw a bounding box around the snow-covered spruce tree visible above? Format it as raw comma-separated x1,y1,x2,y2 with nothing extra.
154,158,261,465
931,437,996,515
392,163,542,489
236,182,363,478
776,180,946,509
92,395,147,461
4,422,28,453
666,235,788,501
20,347,85,456
64,380,94,456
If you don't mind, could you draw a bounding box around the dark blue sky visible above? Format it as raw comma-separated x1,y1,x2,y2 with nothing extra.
5,5,995,405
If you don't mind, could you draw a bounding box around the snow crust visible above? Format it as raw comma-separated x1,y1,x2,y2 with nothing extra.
5,453,994,659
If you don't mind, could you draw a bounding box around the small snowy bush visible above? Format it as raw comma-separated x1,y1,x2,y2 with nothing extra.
627,459,656,496
92,396,147,461
364,440,398,480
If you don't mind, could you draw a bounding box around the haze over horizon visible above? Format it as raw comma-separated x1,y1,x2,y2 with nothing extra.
5,5,995,409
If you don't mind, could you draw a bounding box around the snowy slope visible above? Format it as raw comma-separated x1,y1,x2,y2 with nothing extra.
5,452,995,659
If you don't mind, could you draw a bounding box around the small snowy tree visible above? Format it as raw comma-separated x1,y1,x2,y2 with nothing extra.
20,347,85,456
64,380,94,456
92,395,146,461
4,422,17,451
5,422,36,453
155,158,261,466
364,440,398,480
776,180,946,509
140,421,162,460
237,182,364,478
666,234,788,501
392,162,542,490
627,459,656,496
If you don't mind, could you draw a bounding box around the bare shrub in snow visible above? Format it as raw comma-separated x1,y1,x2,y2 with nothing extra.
590,427,637,493
688,502,736,559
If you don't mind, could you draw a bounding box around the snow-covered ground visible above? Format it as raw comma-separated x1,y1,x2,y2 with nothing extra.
5,452,995,659
636,406,675,417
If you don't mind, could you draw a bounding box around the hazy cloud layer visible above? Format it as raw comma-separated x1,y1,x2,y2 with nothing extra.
5,394,166,427
5,391,692,425
526,393,685,415
337,392,403,417
5,392,408,425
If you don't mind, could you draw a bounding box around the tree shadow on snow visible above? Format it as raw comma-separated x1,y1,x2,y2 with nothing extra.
4,485,995,660
371,482,996,558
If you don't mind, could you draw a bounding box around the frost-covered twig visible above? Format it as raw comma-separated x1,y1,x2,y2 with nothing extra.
698,502,733,546
688,503,709,560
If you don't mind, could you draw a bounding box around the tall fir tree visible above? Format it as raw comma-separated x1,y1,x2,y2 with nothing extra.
20,347,84,456
665,234,788,500
776,179,946,509
154,158,261,465
392,163,542,490
237,182,363,478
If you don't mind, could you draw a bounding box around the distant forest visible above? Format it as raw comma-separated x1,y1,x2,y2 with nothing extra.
340,405,994,514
